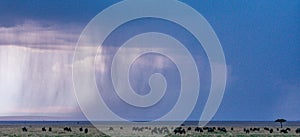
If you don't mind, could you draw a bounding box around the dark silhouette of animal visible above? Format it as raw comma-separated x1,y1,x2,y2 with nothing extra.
231,127,234,131
187,127,192,131
132,127,143,132
195,127,203,132
286,128,291,131
42,127,46,132
152,129,158,134
150,127,168,135
173,127,185,134
251,127,260,132
22,127,27,132
264,127,270,131
218,127,227,133
120,127,123,130
296,128,300,133
244,128,250,134
48,127,52,132
207,127,214,132
162,127,170,134
280,129,288,133
84,128,88,134
151,128,158,134
64,127,72,132
109,127,114,131
269,128,273,133
79,127,83,132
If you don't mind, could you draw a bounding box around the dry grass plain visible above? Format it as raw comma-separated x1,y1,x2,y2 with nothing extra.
0,125,300,137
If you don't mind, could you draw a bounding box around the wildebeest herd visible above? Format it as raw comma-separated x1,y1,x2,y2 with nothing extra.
19,126,300,136
172,126,300,135
21,126,89,134
131,126,170,135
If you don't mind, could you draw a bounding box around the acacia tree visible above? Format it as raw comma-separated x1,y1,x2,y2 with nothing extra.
275,119,286,128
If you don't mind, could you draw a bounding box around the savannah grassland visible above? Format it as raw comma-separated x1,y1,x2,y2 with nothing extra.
0,125,299,137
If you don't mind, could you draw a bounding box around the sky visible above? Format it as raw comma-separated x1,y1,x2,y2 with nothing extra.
0,0,299,121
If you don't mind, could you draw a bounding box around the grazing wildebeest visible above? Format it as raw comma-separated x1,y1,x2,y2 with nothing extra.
244,128,250,134
218,127,227,133
173,127,185,134
207,127,214,132
64,127,72,132
48,127,52,132
42,127,46,132
84,128,88,134
162,127,170,134
157,127,163,134
22,127,27,132
296,128,300,133
195,127,203,132
151,128,158,134
251,127,260,132
269,128,273,133
187,127,192,131
132,127,137,131
264,127,270,131
280,129,288,133
231,127,234,131
79,127,83,132
109,127,114,131
132,127,143,132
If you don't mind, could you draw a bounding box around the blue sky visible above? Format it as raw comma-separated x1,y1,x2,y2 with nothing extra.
0,0,299,121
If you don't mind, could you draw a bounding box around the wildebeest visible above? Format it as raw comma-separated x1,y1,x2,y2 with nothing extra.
151,127,158,134
187,127,192,131
84,128,88,134
280,129,288,133
109,127,114,131
286,128,291,131
251,127,260,131
173,127,186,134
48,127,52,132
269,128,273,133
296,128,300,133
161,127,170,134
218,127,227,133
207,127,214,132
22,127,27,132
151,127,169,135
264,127,270,131
79,127,83,132
42,127,46,132
195,127,203,132
231,127,234,131
64,127,72,132
132,127,143,132
244,128,250,134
